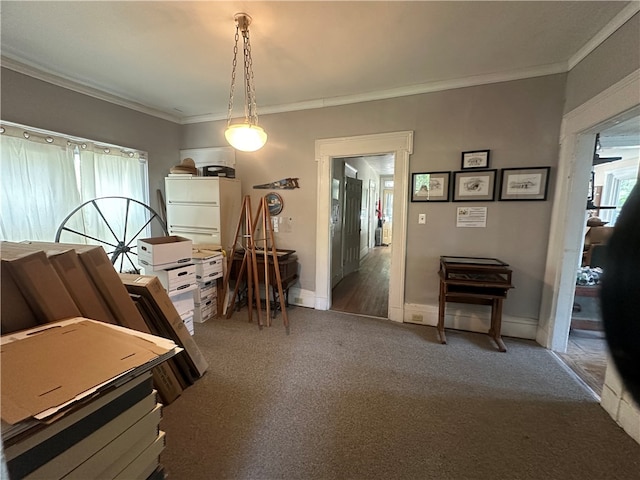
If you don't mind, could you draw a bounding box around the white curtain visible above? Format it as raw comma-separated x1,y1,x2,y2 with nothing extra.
59,148,150,271
0,134,80,241
1,123,149,270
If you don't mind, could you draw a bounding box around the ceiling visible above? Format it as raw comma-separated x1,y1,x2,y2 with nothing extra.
2,1,637,128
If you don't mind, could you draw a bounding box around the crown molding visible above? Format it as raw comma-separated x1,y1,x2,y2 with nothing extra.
568,2,640,70
182,62,568,124
1,56,182,124
4,1,637,127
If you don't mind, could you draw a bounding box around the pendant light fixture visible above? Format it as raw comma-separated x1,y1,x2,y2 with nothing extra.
225,13,267,152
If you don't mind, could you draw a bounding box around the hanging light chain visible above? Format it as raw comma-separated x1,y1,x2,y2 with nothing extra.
226,24,240,127
244,26,259,126
227,14,260,128
224,12,267,152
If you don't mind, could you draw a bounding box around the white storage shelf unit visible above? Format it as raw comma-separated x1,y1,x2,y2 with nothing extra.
165,177,241,253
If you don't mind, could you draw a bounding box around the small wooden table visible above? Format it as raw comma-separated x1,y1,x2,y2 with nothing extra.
229,250,299,316
438,256,514,352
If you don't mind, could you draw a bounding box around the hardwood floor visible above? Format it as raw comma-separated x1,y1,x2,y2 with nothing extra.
557,329,608,397
331,246,390,318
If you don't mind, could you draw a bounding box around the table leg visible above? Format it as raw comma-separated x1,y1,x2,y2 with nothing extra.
489,298,507,352
438,281,447,344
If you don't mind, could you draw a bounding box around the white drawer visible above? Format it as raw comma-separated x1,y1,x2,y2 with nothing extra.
166,204,221,230
167,227,222,246
166,177,221,204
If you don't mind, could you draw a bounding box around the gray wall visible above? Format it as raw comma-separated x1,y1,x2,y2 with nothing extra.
0,68,182,225
564,12,640,113
184,74,567,319
2,66,567,321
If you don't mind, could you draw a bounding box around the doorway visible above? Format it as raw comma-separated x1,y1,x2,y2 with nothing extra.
538,71,639,353
330,156,394,318
315,131,414,322
557,115,640,397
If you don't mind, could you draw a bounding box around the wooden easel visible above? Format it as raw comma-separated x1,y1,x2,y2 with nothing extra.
220,195,289,333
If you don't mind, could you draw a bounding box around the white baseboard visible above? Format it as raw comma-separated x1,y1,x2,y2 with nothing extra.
301,295,538,340
403,302,538,340
289,287,317,309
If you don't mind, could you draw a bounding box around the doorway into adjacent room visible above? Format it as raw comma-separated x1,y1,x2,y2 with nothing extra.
557,114,640,397
330,155,395,318
315,130,413,322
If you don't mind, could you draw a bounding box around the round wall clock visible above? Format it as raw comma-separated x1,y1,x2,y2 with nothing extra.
265,192,284,216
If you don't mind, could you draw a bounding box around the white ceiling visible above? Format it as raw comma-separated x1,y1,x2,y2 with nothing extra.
2,1,637,127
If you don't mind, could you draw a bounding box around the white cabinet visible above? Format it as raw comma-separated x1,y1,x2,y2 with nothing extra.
165,177,241,252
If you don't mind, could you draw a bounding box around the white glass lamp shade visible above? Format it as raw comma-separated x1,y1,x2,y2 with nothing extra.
224,124,268,152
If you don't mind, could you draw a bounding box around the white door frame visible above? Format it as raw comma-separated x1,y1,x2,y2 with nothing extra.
537,69,640,351
315,131,414,322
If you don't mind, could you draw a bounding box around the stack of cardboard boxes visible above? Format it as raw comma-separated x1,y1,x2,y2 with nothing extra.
0,241,192,404
1,318,179,479
1,240,214,478
137,236,197,335
191,248,224,324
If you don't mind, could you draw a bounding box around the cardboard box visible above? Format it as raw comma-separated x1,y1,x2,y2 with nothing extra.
0,318,179,426
3,242,116,325
195,279,217,304
137,236,192,270
192,250,224,277
147,263,196,292
1,245,81,323
60,402,162,480
169,284,197,316
0,263,40,334
181,311,195,335
10,242,184,404
14,241,148,332
22,395,159,480
131,292,194,388
119,274,208,378
48,249,118,325
194,298,216,324
113,430,165,480
3,372,153,456
584,226,614,245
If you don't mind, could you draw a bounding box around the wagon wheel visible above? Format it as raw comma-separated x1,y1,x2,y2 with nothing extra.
55,196,168,273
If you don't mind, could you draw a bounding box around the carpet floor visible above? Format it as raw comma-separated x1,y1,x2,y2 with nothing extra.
160,307,639,479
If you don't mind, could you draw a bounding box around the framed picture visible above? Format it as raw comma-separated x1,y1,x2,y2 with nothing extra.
461,150,490,170
499,167,551,201
411,171,451,202
452,169,497,202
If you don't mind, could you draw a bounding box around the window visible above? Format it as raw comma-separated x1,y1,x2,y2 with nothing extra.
599,166,638,225
0,122,149,244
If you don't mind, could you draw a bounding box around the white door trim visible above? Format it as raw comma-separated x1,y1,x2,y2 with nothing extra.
315,131,414,322
538,69,640,351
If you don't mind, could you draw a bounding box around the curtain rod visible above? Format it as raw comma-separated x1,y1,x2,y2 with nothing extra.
0,120,147,160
